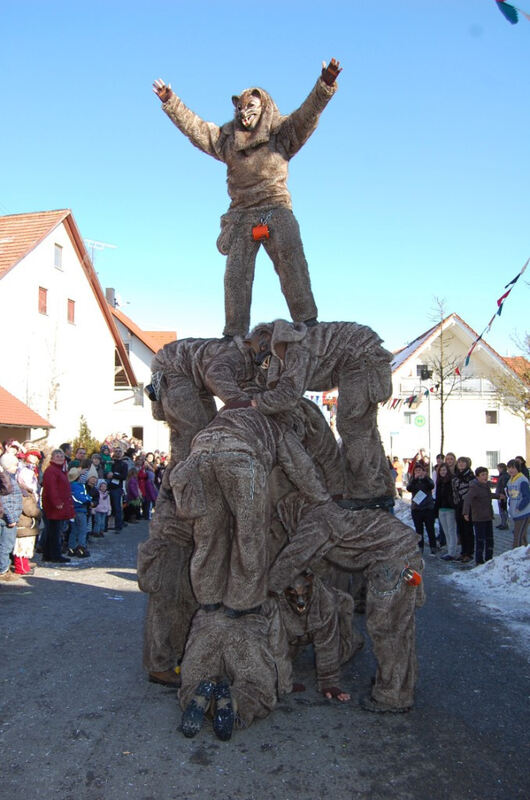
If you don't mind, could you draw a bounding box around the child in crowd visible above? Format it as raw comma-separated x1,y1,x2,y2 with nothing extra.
495,462,510,530
92,480,110,537
506,459,530,548
463,467,495,565
85,473,100,535
68,467,92,558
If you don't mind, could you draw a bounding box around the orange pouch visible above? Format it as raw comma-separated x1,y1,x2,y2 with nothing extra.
252,224,270,241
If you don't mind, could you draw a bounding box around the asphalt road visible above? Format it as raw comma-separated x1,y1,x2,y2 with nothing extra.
1,519,528,800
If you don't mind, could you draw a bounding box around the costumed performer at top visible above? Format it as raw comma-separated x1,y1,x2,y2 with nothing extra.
153,58,341,338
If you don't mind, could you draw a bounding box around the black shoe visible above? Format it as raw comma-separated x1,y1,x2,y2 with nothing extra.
181,680,215,738
303,317,319,327
74,546,90,558
213,680,234,741
49,556,71,563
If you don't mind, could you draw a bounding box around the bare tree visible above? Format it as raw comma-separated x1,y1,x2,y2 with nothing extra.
425,299,466,454
490,333,530,428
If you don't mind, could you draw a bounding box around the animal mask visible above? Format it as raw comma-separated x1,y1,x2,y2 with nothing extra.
232,89,263,130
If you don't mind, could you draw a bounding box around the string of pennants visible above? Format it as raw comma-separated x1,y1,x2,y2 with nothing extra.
383,258,528,409
495,0,530,24
463,257,528,368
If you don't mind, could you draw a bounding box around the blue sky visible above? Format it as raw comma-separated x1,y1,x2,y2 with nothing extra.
2,0,528,355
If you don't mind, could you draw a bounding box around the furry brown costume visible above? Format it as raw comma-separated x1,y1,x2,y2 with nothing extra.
155,66,339,336
149,337,254,463
269,495,424,710
277,572,363,693
170,407,330,611
137,473,198,677
249,320,394,503
179,604,292,729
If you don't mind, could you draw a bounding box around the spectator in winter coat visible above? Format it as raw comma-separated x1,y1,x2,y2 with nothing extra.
0,453,24,581
506,459,530,548
435,463,458,560
495,463,510,530
68,468,92,558
125,468,142,523
452,457,475,563
463,467,496,564
92,480,111,536
406,464,437,555
109,449,128,532
41,450,74,563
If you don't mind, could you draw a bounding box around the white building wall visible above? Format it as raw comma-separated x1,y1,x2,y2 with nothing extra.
112,319,170,452
1,224,116,445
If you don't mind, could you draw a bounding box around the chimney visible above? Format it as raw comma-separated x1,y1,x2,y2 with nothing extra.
105,287,116,307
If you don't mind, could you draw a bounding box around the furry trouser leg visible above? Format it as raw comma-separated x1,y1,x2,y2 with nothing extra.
365,554,424,709
191,456,269,609
222,208,318,337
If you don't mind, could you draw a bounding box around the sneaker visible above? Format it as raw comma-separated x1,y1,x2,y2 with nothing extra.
48,556,71,563
441,554,455,561
67,548,76,557
74,546,90,558
212,680,234,741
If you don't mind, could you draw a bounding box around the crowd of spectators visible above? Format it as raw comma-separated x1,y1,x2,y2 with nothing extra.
0,438,167,580
389,451,529,566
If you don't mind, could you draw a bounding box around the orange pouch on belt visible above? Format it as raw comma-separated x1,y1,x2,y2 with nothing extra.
252,224,270,241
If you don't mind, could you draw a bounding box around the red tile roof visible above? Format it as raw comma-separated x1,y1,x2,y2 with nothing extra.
110,306,176,353
0,386,53,428
504,356,530,384
0,210,69,278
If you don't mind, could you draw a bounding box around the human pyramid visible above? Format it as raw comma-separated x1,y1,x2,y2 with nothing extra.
137,59,424,741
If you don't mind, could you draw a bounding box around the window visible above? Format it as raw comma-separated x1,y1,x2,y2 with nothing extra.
417,364,432,380
485,410,498,424
114,349,129,387
486,451,500,469
54,243,63,269
404,412,416,425
67,299,75,324
38,286,48,314
132,427,144,443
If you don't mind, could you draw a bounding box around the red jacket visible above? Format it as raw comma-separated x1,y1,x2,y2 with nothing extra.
42,462,75,520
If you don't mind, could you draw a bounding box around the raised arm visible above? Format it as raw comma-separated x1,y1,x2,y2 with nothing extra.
280,58,341,158
153,78,225,162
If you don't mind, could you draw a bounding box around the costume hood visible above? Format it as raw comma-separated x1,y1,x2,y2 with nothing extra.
224,88,283,152
270,319,307,357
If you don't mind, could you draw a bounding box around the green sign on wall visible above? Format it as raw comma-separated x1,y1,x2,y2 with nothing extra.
414,415,426,427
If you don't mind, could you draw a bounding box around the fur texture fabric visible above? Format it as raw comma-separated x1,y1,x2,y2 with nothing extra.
150,337,254,463
268,495,423,709
162,77,337,336
137,473,198,673
179,604,292,728
252,320,395,499
170,408,330,610
277,574,362,691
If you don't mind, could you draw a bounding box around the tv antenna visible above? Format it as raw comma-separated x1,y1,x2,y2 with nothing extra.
84,238,117,265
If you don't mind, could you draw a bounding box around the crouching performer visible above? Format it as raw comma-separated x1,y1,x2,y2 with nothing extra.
178,603,292,741
269,495,424,713
276,570,364,702
169,406,330,614
246,319,395,509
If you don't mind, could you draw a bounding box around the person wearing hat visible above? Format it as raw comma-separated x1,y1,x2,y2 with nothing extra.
67,467,92,558
41,450,74,563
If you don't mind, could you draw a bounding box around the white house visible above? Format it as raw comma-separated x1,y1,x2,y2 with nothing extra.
107,293,175,452
0,209,172,449
377,314,528,469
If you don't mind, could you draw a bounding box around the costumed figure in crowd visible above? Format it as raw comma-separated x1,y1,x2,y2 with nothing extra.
153,59,341,337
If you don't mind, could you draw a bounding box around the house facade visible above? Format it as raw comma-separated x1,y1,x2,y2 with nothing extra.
0,210,172,450
377,314,528,469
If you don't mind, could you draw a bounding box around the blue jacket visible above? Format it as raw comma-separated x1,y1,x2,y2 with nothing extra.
70,481,92,511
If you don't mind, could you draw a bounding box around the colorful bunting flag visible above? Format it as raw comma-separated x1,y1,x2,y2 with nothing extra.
464,258,528,367
495,1,530,24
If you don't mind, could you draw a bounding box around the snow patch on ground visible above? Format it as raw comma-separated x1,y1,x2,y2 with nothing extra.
394,499,530,651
